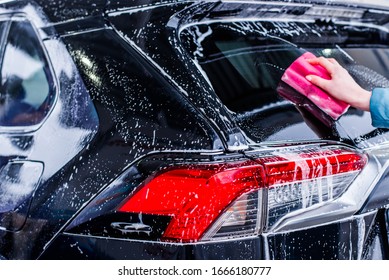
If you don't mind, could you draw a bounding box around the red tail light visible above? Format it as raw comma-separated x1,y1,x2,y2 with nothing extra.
118,145,367,242
119,162,265,242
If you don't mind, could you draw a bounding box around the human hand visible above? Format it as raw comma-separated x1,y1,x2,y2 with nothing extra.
306,57,371,111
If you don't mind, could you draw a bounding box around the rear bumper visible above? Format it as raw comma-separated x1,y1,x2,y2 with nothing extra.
39,210,388,260
39,234,264,260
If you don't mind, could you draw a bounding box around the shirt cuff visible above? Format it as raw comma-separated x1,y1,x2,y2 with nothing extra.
370,88,389,128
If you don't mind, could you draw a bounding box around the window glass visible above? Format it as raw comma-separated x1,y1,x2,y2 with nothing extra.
180,21,389,113
0,20,54,127
180,20,389,142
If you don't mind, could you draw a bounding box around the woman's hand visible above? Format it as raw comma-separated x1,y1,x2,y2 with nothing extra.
306,57,371,111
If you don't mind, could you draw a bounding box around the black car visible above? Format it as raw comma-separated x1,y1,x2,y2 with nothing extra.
1,0,389,260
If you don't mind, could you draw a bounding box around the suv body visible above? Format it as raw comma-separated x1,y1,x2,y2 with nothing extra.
1,0,389,259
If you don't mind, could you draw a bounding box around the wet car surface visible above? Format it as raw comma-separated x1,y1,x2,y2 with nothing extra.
1,0,389,259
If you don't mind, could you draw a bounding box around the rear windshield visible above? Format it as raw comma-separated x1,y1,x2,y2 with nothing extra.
180,20,389,112
179,20,389,142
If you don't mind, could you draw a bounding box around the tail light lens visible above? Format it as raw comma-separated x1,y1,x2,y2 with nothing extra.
119,145,367,242
66,144,368,243
259,148,366,227
118,162,265,242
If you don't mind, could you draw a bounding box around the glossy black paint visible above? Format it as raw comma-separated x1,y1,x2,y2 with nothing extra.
0,0,389,260
40,234,264,260
266,211,389,260
0,0,100,259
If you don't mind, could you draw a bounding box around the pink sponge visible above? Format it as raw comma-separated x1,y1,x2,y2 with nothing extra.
280,52,349,120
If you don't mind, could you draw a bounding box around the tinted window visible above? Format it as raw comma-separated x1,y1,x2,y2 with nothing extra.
181,21,389,113
0,20,55,127
180,20,389,142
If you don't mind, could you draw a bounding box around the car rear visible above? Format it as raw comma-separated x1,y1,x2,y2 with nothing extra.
8,0,389,259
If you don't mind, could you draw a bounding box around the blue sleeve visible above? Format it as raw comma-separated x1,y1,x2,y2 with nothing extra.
370,88,389,128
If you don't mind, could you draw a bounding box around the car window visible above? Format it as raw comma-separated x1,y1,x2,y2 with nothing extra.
0,20,55,127
179,20,389,142
180,21,389,113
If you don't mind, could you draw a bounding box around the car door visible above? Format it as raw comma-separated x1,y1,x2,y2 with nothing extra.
0,18,56,231
0,14,99,236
